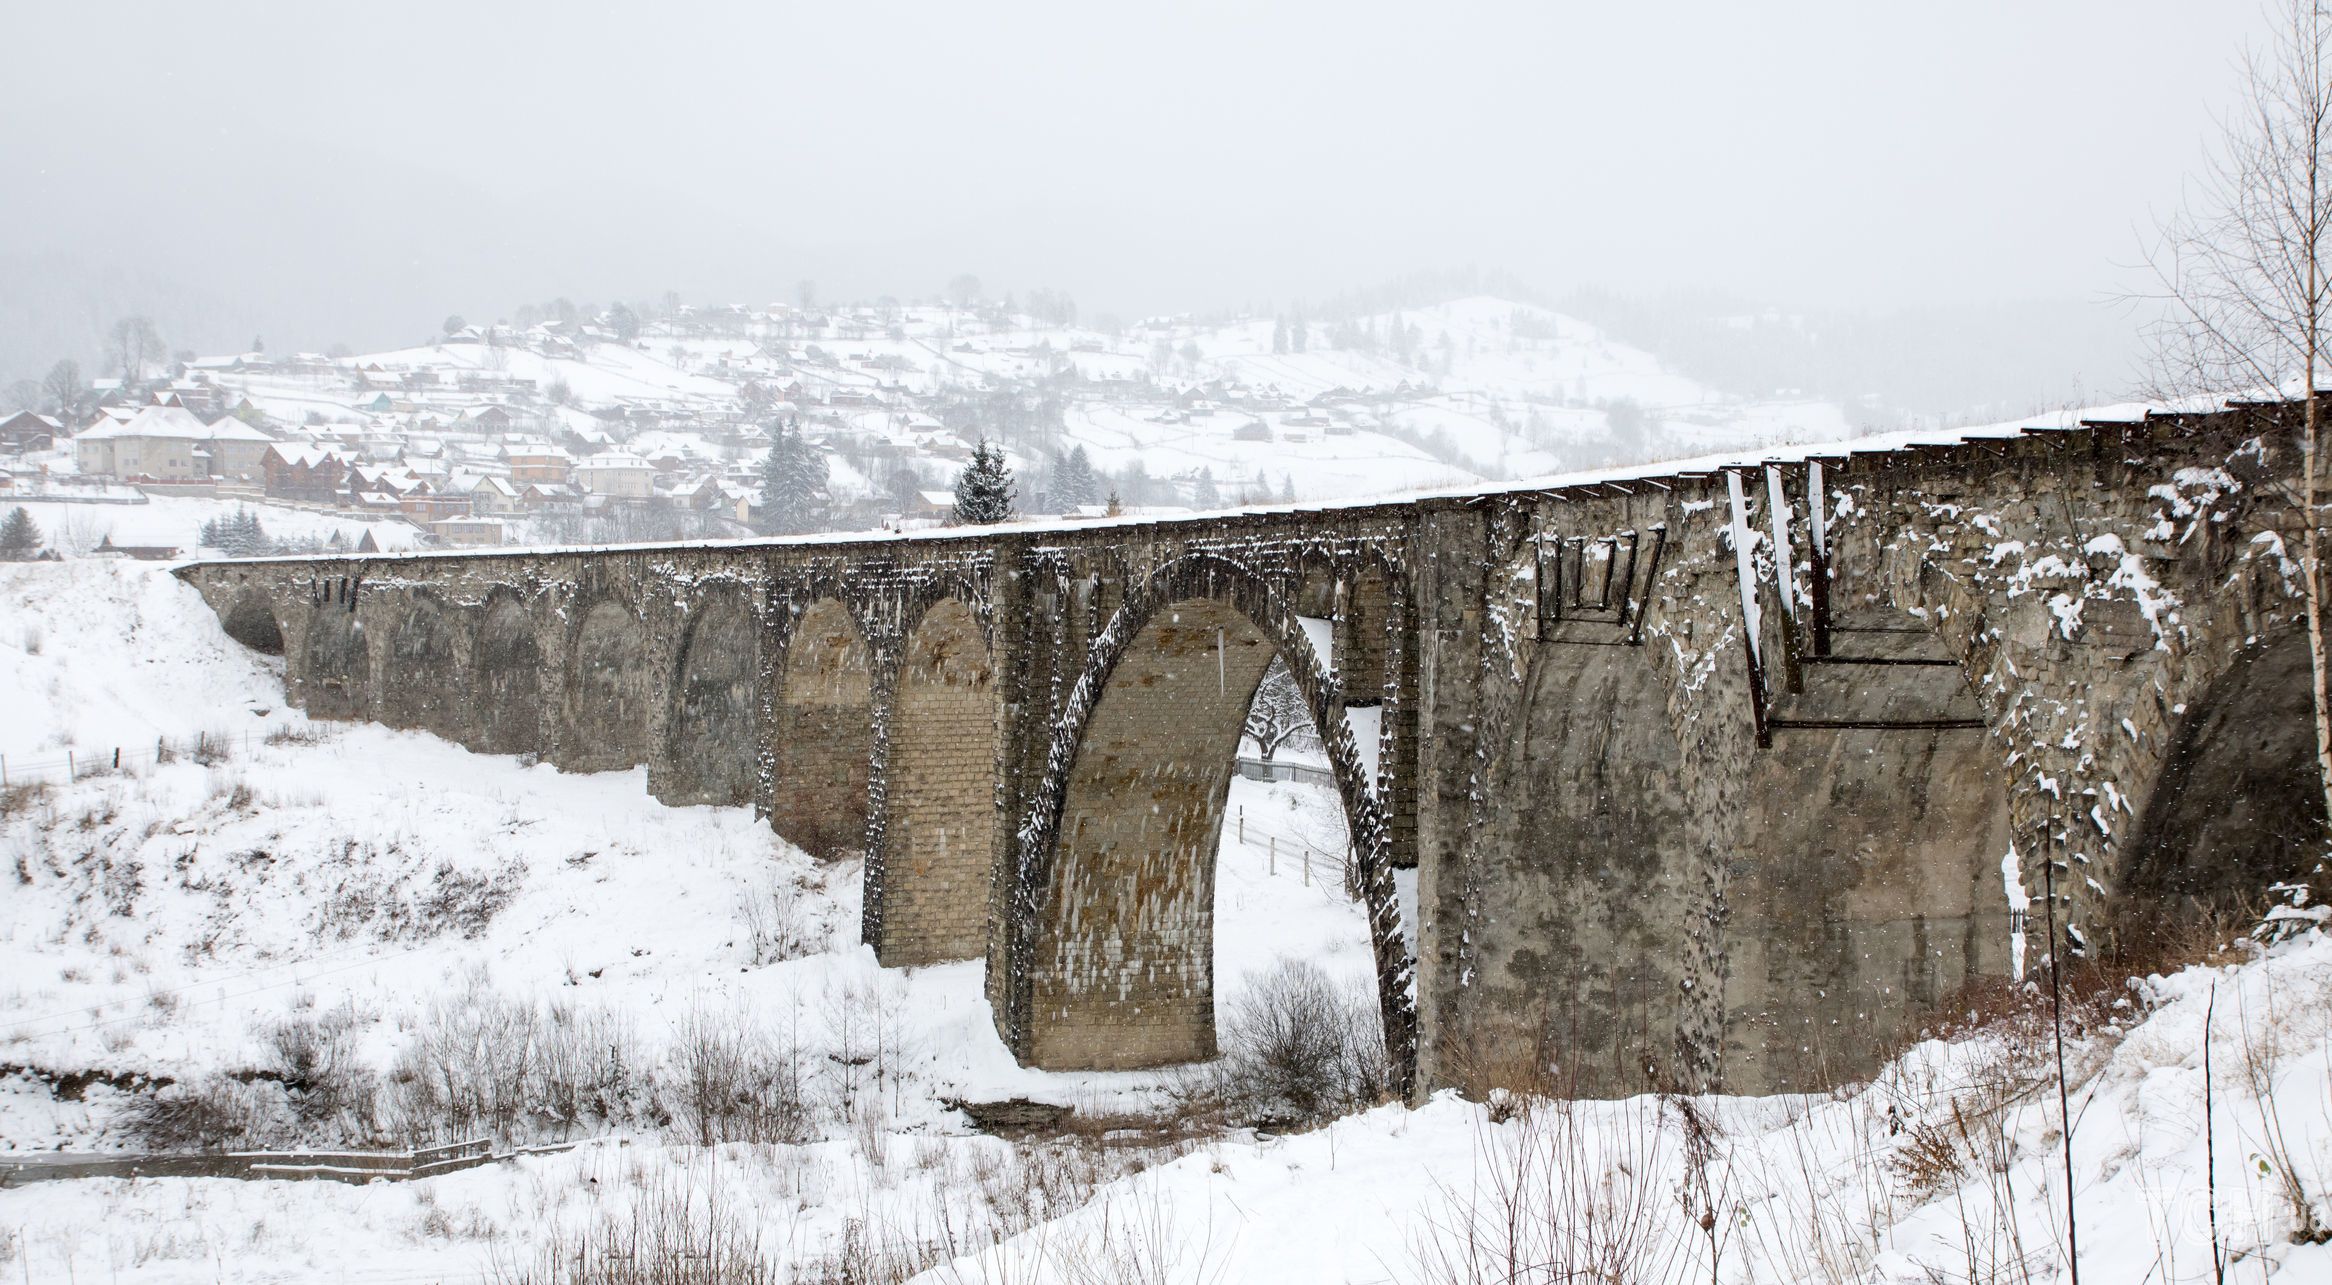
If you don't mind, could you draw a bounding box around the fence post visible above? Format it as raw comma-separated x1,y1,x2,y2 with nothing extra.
1268,836,1275,876
113,748,120,771
1303,847,1311,887
67,751,74,782
2,754,7,787
1238,807,1244,844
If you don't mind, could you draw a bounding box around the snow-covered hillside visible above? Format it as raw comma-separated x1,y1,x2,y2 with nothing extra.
121,294,1854,526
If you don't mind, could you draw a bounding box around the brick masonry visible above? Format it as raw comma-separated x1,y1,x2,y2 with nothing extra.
179,400,2332,1099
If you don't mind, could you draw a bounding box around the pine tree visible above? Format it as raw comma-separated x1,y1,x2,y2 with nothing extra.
1053,445,1100,510
758,418,829,535
232,507,271,557
1279,473,1296,503
953,438,1015,524
0,507,42,560
1192,467,1220,508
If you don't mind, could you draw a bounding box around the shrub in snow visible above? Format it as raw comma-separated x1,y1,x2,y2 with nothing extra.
387,976,654,1146
123,1075,294,1150
269,1003,376,1130
661,1004,812,1147
737,875,819,965
1196,957,1392,1128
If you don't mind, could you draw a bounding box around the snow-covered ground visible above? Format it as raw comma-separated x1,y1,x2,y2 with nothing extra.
0,560,1379,1279
3,561,2328,1283
0,494,421,557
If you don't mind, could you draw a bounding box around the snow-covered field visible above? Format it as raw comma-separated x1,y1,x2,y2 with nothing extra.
3,561,2329,1283
1,494,421,558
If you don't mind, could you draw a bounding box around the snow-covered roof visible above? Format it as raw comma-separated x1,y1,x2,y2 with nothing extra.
76,406,273,444
574,452,653,471
266,444,348,469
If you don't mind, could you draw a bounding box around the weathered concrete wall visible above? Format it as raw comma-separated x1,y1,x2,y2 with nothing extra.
175,401,2328,1100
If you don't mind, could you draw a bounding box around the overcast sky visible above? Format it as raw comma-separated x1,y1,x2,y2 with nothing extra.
0,2,2280,357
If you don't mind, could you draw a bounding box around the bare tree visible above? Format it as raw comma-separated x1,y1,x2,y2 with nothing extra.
108,316,166,389
2145,0,2332,860
41,359,83,419
1244,659,1315,761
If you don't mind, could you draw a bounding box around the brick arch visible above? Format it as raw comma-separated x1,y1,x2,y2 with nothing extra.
380,591,460,739
472,592,547,756
222,592,285,657
769,595,875,861
657,584,763,807
2118,625,2323,949
559,597,655,772
1005,551,1416,1087
868,592,1004,965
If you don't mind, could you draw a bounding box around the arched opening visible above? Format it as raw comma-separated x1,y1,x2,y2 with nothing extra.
770,598,873,861
473,596,545,756
223,594,284,656
1027,593,1380,1072
2120,631,2325,950
876,596,1003,966
1728,603,2013,1092
659,590,761,807
298,606,370,720
381,595,458,738
561,599,653,772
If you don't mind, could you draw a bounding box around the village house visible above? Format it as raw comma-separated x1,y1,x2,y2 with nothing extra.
0,410,61,454
429,516,507,547
262,444,352,503
467,474,525,516
74,406,275,482
500,437,572,484
572,452,656,499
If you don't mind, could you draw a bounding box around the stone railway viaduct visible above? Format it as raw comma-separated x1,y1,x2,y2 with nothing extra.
177,400,2327,1097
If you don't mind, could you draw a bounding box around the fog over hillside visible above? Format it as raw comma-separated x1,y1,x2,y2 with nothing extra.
0,2,2279,424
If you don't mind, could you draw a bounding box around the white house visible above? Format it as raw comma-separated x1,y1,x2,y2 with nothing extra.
572,452,657,499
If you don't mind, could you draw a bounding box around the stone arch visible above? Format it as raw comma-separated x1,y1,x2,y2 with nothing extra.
658,587,762,806
560,598,655,772
298,603,370,720
871,593,1003,966
473,593,546,756
770,597,874,861
2118,629,2325,948
222,593,284,656
1007,552,1413,1083
380,592,459,738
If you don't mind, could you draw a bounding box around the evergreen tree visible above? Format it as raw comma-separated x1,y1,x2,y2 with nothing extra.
953,438,1016,524
0,506,42,559
1271,316,1288,354
1192,467,1220,508
1053,445,1101,510
758,418,829,535
1279,473,1296,502
204,508,271,556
